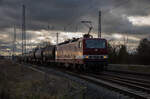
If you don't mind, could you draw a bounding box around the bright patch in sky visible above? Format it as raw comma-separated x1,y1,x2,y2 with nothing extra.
128,15,150,26
38,37,45,41
112,34,123,39
35,31,42,35
62,32,84,39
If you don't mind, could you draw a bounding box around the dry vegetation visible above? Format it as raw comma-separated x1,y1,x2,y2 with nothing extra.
108,64,150,73
0,59,84,99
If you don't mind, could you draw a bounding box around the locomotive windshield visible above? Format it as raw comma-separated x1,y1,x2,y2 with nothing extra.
85,39,106,48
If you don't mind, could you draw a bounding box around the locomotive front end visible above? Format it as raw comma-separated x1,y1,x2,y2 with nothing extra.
83,38,108,70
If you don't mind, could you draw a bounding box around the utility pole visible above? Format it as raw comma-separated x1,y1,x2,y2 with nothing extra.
22,4,26,56
13,25,16,59
47,24,50,43
9,30,12,58
124,35,126,46
56,33,59,45
98,10,101,38
124,33,128,46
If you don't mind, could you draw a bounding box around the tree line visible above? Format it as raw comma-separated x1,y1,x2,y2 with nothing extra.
108,38,150,65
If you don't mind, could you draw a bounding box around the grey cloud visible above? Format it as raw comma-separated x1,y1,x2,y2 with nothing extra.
0,0,150,32
1,0,150,54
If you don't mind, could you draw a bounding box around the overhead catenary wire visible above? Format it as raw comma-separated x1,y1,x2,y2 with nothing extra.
64,0,131,33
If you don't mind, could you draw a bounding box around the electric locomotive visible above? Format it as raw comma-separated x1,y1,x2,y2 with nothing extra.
56,34,108,71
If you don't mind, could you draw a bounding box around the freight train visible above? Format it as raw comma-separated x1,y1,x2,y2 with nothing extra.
19,34,108,72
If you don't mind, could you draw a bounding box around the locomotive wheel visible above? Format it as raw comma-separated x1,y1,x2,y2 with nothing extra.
78,64,83,72
76,64,79,71
104,63,108,71
100,64,104,71
72,63,76,70
81,64,86,72
75,64,81,72
71,63,76,71
85,64,90,72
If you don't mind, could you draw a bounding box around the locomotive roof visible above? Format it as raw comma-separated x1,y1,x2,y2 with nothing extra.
58,38,80,45
58,37,106,46
84,38,107,40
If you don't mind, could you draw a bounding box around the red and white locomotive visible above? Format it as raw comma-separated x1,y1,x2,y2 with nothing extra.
56,35,108,71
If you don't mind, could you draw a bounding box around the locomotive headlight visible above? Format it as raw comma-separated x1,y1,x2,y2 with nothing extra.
103,55,108,59
83,55,89,59
85,56,89,59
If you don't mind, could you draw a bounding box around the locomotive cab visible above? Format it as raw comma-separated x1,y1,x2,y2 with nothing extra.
82,38,108,70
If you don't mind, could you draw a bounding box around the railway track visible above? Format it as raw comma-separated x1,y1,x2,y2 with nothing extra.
88,73,150,99
23,63,150,99
107,70,150,77
101,72,150,87
66,71,150,99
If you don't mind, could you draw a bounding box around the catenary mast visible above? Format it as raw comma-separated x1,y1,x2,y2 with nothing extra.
98,10,101,38
22,4,26,55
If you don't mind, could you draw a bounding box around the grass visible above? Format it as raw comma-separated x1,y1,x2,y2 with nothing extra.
0,60,85,99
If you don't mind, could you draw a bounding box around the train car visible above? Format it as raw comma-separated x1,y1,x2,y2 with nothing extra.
28,51,35,63
56,37,108,71
22,53,28,62
34,48,44,64
43,45,55,63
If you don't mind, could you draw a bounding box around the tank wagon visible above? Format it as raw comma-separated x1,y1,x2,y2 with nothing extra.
20,35,108,71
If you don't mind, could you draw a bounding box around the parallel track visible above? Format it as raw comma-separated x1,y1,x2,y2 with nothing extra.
107,70,150,77
88,73,150,99
101,72,150,88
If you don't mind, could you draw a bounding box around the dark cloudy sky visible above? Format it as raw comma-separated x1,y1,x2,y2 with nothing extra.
0,0,150,55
